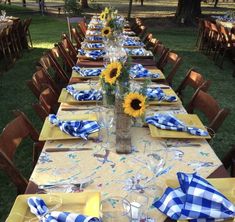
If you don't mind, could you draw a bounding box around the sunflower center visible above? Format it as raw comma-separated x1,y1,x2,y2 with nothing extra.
104,29,109,35
110,68,117,78
131,99,141,110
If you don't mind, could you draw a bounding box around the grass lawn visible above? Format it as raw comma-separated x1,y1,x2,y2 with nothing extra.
0,3,235,221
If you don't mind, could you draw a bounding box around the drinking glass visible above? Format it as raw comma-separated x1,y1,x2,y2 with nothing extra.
100,196,132,222
126,192,148,221
96,106,114,149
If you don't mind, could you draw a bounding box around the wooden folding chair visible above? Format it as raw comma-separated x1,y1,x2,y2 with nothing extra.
57,42,75,71
71,27,82,49
152,43,169,69
187,89,230,137
175,68,211,102
20,18,33,49
32,86,59,121
0,110,44,194
160,51,182,86
222,144,235,177
66,16,86,41
37,54,68,89
27,68,60,99
61,33,77,62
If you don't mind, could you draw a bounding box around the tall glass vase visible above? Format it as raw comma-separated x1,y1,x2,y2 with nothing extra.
115,95,132,154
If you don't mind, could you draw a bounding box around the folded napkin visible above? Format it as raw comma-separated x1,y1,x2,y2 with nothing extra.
86,30,101,35
85,43,104,49
123,30,136,35
66,85,102,101
153,172,235,222
123,39,144,47
130,64,160,78
72,66,102,77
125,48,145,56
86,36,103,41
146,87,177,102
27,197,100,222
78,49,105,60
145,113,209,136
49,114,100,140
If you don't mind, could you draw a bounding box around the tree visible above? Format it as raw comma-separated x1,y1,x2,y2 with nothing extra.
128,0,133,19
175,0,202,25
81,0,88,8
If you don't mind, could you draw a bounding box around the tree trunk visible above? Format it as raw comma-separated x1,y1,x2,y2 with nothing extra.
140,0,144,6
81,0,89,8
128,0,133,20
22,0,26,7
175,0,202,25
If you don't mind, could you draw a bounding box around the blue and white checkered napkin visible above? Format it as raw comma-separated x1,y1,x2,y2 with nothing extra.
123,39,144,47
85,43,104,49
86,36,103,41
27,197,100,222
66,85,102,101
78,49,105,60
130,64,160,78
153,172,235,222
145,113,209,136
86,30,101,35
72,66,102,77
125,48,145,56
49,114,100,140
146,87,177,102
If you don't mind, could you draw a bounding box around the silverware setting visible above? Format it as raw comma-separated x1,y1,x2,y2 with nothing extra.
45,148,93,152
166,143,201,148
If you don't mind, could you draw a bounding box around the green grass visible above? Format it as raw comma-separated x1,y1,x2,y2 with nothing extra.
0,3,235,221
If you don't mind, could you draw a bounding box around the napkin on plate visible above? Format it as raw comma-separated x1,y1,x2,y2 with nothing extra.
125,48,145,56
145,113,209,136
153,172,235,221
123,39,144,47
85,43,104,49
78,49,105,60
146,87,177,102
86,36,103,41
49,114,100,140
72,66,102,77
66,85,102,101
27,197,100,222
129,64,160,78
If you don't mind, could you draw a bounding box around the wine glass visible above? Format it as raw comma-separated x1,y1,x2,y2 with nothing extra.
96,106,114,150
100,196,132,222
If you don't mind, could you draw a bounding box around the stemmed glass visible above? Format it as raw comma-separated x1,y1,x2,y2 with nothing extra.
96,106,114,150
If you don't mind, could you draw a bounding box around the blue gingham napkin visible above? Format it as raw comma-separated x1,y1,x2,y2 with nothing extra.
72,66,102,77
27,197,100,222
145,113,209,136
78,49,105,60
125,48,145,56
146,87,177,102
86,30,101,35
123,39,144,47
85,43,104,49
86,36,103,41
49,114,100,140
129,64,160,78
66,85,102,101
153,172,235,222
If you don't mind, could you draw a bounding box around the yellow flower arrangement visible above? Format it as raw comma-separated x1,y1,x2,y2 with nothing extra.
101,62,122,85
101,26,112,38
123,92,146,118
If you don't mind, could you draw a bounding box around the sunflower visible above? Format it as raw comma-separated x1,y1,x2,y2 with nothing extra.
100,12,107,21
104,7,110,14
123,92,146,118
101,62,122,85
101,26,112,38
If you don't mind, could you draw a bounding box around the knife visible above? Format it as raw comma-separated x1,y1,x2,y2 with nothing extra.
45,148,93,152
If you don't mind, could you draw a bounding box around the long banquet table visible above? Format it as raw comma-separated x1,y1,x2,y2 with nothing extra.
24,15,229,222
